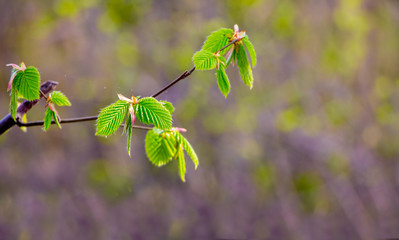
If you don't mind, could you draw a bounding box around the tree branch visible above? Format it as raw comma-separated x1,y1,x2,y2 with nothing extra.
151,66,196,98
15,116,152,130
0,38,241,134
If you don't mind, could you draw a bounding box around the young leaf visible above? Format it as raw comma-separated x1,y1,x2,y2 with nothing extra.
13,66,41,101
7,63,26,91
135,97,172,129
202,28,233,55
242,36,257,67
9,89,18,120
52,110,61,128
145,129,176,166
96,100,129,136
216,68,230,98
43,108,53,131
125,114,133,157
160,100,174,115
192,50,218,70
49,91,71,106
177,145,186,182
237,43,254,89
175,132,199,169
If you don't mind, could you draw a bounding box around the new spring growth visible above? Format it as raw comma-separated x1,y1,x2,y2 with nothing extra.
224,25,246,66
233,24,246,40
6,62,26,91
118,93,138,126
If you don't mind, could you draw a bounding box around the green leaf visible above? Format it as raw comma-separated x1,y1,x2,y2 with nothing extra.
135,97,172,129
13,66,40,101
145,129,176,167
242,36,257,67
177,145,186,182
237,43,254,89
43,108,53,131
202,28,233,55
96,100,129,136
49,91,71,106
192,50,217,71
53,110,61,128
216,68,230,98
9,89,18,120
43,108,61,131
175,132,199,169
125,114,133,157
160,100,174,115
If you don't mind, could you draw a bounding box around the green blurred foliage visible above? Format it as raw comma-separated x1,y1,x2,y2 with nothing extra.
86,159,133,202
293,172,323,213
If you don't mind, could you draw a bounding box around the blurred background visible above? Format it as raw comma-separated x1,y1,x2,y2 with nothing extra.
0,0,398,239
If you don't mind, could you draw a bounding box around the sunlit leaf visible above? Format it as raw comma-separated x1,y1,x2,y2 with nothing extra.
242,36,257,67
96,100,129,136
13,66,40,101
174,132,199,169
145,128,176,166
202,28,233,55
125,114,133,157
216,68,230,98
43,108,53,131
237,43,254,89
53,110,61,128
49,91,71,106
192,50,217,70
177,145,186,182
160,100,174,115
135,97,172,129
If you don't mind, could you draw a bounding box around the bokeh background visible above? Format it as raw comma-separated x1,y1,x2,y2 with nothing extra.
0,0,398,239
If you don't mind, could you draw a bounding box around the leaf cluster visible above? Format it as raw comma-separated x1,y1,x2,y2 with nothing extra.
7,63,71,131
43,91,71,131
145,128,198,182
192,25,257,98
95,93,199,181
95,95,174,157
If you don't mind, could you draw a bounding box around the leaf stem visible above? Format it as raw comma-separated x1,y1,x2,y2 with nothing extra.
216,38,242,54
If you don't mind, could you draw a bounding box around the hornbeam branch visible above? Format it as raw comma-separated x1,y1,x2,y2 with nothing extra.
0,38,241,134
15,117,152,130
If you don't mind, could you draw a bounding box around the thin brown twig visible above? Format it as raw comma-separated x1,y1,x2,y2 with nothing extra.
15,117,152,130
151,66,196,98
